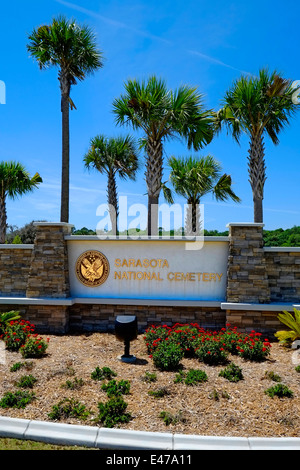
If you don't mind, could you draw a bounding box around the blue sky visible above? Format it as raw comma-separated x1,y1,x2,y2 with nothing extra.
1,0,300,233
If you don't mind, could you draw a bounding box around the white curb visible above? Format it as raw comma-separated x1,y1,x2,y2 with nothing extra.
96,428,173,450
173,434,250,450
1,416,300,450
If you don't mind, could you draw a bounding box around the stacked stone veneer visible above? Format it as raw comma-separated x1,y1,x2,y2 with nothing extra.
26,222,73,299
69,303,225,333
227,223,270,304
265,250,300,302
0,221,300,335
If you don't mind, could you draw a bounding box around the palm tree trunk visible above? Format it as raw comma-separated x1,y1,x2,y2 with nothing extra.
185,198,201,236
146,139,163,236
0,195,7,244
248,134,267,223
60,73,71,223
107,169,118,235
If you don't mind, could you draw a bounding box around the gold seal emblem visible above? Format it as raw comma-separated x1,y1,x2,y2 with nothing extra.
75,251,109,287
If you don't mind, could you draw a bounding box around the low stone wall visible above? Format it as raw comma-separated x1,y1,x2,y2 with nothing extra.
0,303,69,334
0,246,33,297
68,303,225,333
225,307,284,337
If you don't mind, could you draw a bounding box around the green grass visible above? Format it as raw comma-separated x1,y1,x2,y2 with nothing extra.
0,437,98,450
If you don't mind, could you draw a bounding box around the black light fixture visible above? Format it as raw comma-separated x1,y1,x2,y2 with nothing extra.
115,315,138,363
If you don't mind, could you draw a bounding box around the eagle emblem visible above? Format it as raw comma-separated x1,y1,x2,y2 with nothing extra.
75,251,109,287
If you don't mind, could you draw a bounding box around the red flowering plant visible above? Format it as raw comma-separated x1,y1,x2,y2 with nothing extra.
144,322,271,366
236,331,271,361
1,320,35,352
194,334,229,365
169,323,204,357
143,324,172,355
20,334,49,358
218,324,244,355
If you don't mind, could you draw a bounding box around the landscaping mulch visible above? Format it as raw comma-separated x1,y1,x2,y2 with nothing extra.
0,332,300,437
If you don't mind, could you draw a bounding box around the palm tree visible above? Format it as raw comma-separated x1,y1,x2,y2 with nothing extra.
0,162,42,243
27,15,103,223
112,76,214,235
84,135,139,234
215,68,299,223
166,155,240,236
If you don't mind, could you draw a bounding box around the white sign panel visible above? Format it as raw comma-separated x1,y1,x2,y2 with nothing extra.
67,238,229,302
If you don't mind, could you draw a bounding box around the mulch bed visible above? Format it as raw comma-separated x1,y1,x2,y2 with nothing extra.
0,332,300,437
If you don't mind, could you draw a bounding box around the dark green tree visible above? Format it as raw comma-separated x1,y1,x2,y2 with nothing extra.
27,16,103,223
113,76,214,235
84,135,139,234
166,155,240,235
215,68,299,223
0,162,42,243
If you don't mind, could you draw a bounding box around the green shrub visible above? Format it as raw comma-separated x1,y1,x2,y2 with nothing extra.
152,341,183,371
48,398,90,420
295,365,300,373
208,389,230,401
62,377,85,390
219,363,244,382
141,371,157,383
10,361,34,372
97,396,132,428
159,410,186,426
101,379,130,397
264,370,281,382
148,387,170,398
91,366,117,381
265,383,293,398
15,374,37,389
185,369,208,385
0,391,35,409
174,369,208,385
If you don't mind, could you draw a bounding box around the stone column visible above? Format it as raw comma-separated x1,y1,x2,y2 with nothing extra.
226,223,270,304
26,222,73,299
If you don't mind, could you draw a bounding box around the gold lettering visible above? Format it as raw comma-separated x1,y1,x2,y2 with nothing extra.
167,272,174,281
209,273,216,281
136,259,142,268
128,259,135,267
150,259,157,268
162,259,169,268
115,259,121,267
216,273,223,282
114,271,121,279
202,273,209,281
143,259,149,268
189,272,195,281
121,271,128,279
